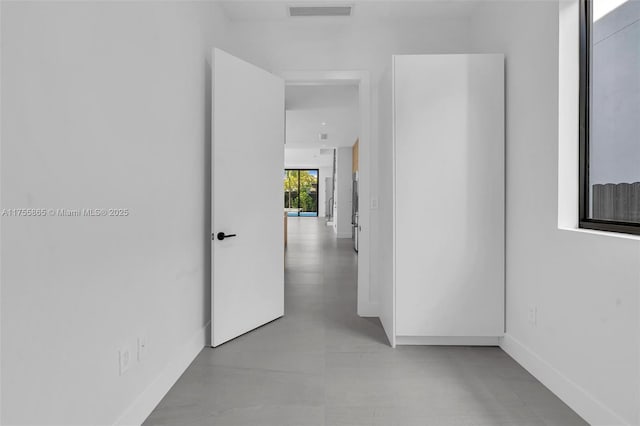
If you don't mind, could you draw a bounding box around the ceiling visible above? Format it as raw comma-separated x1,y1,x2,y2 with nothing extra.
219,1,478,22
284,84,358,169
285,84,359,149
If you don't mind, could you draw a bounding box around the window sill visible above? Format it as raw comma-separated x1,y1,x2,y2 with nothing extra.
558,226,640,242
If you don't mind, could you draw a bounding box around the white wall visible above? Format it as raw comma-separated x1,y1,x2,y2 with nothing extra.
319,166,332,218
0,2,229,424
470,2,640,425
334,147,353,238
376,67,395,346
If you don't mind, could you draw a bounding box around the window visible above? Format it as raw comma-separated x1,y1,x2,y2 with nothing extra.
283,169,319,217
580,0,640,235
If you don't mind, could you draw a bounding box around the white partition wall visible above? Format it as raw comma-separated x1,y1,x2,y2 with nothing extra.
377,68,396,346
334,147,354,238
391,54,505,344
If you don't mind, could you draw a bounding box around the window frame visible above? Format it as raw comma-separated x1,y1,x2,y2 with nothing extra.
578,0,640,235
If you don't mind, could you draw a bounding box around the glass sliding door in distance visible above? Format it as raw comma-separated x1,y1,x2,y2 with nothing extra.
284,169,318,217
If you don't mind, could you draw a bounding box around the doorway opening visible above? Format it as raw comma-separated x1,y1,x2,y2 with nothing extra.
282,70,373,317
283,81,364,324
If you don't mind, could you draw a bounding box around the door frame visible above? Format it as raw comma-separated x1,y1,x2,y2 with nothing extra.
279,70,376,317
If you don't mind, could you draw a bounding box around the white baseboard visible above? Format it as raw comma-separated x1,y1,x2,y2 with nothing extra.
396,336,502,346
336,232,353,239
357,301,379,317
113,322,210,426
501,334,629,426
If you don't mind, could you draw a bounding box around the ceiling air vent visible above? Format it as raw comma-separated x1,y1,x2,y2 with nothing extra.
289,5,352,17
319,133,329,141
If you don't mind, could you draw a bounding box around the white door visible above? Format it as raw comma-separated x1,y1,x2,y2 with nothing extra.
211,48,284,347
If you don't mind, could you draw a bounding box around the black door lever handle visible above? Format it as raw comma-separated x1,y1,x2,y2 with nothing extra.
216,232,237,241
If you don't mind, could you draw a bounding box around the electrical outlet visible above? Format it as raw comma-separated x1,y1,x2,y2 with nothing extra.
528,306,537,326
370,198,379,209
119,347,132,375
137,336,148,362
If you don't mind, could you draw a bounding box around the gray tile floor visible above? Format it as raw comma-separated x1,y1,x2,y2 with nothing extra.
144,217,588,426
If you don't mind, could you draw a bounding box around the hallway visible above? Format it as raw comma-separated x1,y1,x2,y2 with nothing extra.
144,218,586,426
